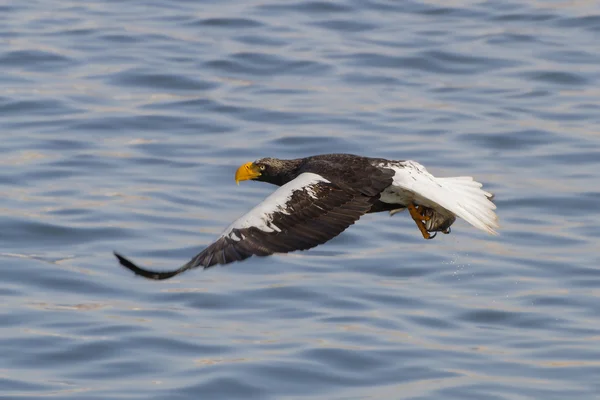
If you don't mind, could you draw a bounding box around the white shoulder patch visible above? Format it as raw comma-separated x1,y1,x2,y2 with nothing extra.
221,172,330,239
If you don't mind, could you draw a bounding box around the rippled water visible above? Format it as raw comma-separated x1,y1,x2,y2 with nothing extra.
2,1,600,399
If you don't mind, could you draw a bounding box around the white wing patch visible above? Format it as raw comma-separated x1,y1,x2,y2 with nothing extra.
378,161,499,234
221,172,330,240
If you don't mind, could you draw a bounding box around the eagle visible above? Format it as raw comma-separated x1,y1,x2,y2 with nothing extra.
115,154,498,280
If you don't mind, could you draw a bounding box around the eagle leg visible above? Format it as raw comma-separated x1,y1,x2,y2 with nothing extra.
408,204,434,240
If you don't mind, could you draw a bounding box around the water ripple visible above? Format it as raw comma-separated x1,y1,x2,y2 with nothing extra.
0,50,76,70
106,68,217,91
1,0,599,399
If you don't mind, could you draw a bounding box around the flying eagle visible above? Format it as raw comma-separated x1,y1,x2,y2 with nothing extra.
115,154,498,280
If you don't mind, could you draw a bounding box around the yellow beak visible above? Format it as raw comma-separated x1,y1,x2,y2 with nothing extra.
235,162,261,185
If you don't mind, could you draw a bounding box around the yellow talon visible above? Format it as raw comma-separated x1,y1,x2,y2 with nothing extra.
417,205,431,221
408,204,433,240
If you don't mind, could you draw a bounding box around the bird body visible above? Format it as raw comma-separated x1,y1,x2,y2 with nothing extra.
115,154,498,280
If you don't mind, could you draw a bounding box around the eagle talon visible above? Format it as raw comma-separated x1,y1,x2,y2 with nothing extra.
427,232,437,239
415,205,431,221
408,203,434,240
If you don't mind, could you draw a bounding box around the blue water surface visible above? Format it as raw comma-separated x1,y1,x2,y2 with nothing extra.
1,1,600,399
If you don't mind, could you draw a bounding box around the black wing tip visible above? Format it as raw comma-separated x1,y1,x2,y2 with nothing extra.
113,251,181,280
113,251,133,270
113,251,128,265
114,251,140,272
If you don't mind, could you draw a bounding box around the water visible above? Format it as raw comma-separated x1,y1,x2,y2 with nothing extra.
1,0,600,399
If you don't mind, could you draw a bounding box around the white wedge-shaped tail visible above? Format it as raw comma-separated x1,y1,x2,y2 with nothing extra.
378,160,499,234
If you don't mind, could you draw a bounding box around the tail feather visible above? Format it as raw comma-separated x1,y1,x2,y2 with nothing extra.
436,176,499,234
378,160,499,235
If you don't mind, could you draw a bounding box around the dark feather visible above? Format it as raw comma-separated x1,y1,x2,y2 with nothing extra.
115,179,378,280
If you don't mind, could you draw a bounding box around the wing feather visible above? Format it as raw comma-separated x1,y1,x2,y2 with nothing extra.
115,173,375,280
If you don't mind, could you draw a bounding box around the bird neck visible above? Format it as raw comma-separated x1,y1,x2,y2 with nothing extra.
270,158,304,186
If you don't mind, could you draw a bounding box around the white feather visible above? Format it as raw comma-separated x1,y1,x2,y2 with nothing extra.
221,172,330,240
378,161,499,234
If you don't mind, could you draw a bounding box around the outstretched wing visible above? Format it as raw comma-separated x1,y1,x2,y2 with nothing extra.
383,161,498,234
115,173,376,280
